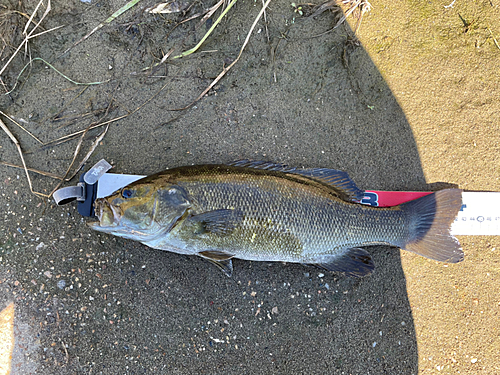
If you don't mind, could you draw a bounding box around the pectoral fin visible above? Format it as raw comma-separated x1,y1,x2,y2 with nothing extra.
207,259,233,277
188,209,244,235
198,250,235,277
307,248,374,278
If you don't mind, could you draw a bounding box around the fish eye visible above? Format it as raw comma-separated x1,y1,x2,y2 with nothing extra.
122,189,134,199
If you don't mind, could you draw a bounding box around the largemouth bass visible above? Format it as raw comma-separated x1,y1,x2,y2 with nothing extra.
89,161,463,277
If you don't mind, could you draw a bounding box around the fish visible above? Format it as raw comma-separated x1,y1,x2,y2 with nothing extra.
88,160,464,277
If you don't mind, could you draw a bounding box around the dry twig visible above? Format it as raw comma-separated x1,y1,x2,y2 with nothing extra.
0,116,48,197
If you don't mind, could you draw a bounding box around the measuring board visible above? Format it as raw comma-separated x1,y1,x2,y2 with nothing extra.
93,174,499,236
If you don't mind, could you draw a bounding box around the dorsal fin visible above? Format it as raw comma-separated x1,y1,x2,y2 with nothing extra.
293,168,364,202
228,160,296,173
228,160,364,202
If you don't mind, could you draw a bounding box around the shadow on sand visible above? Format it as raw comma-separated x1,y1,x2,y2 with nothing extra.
0,1,430,373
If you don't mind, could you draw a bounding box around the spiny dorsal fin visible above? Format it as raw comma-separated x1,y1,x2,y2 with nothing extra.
293,168,364,202
228,160,296,172
228,160,364,202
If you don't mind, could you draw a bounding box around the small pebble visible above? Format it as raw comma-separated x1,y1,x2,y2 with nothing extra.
57,280,66,289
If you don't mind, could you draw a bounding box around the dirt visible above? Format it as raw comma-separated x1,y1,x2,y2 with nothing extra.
0,0,498,373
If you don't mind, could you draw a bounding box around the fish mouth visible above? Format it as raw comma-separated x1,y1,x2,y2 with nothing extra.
88,198,162,240
88,198,124,232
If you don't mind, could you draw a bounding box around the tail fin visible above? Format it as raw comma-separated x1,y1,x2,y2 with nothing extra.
400,189,463,263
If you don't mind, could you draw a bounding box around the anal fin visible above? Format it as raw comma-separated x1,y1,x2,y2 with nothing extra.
307,248,374,278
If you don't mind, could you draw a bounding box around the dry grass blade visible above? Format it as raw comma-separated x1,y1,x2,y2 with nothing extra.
261,0,270,42
43,114,128,147
311,0,371,38
67,124,110,181
350,0,371,34
0,117,48,197
148,0,225,72
0,0,56,78
173,0,238,59
488,28,500,51
170,0,272,111
51,86,89,121
22,0,45,35
49,125,89,198
49,92,120,194
44,81,171,147
0,109,42,144
0,161,63,180
310,0,339,18
47,95,116,197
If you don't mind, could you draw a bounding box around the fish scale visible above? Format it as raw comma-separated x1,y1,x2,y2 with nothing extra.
90,162,463,277
174,173,409,262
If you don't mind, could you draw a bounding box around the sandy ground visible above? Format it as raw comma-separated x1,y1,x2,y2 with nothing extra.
0,0,498,373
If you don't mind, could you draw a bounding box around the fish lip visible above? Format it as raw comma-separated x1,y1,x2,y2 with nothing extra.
89,198,166,240
87,219,164,241
89,198,123,232
93,198,105,222
94,198,122,225
87,220,126,234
